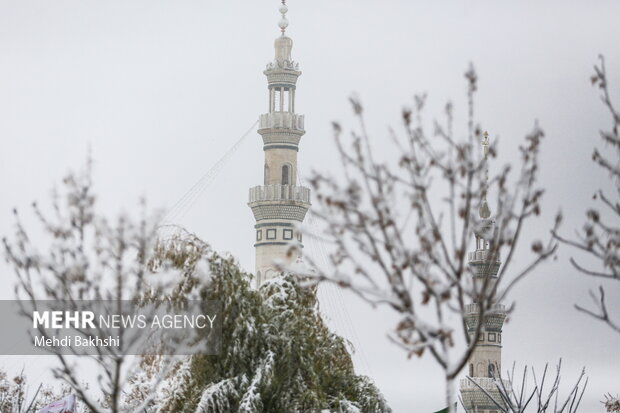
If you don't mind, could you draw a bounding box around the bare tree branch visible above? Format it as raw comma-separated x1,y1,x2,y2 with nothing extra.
295,65,557,412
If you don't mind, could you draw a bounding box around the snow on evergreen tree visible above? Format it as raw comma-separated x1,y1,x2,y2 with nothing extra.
2,163,389,413
143,230,391,413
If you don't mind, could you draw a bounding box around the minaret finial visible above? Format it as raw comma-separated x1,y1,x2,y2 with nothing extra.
479,131,491,219
278,1,289,35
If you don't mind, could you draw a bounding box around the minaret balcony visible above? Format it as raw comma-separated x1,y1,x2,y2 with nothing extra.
248,185,311,222
468,249,501,278
460,377,511,410
464,303,506,315
264,63,301,87
468,249,501,263
459,377,511,391
259,112,305,131
465,303,507,332
249,184,311,204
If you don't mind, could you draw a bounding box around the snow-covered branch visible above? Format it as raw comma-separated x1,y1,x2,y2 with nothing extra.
298,65,558,411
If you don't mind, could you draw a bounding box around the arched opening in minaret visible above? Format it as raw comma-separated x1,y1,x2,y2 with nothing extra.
469,363,474,377
281,164,290,185
488,363,495,378
264,164,269,185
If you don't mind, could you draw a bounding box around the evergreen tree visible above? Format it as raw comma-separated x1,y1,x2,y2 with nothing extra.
147,230,391,413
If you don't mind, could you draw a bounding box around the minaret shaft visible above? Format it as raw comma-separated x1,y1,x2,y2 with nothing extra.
248,2,310,286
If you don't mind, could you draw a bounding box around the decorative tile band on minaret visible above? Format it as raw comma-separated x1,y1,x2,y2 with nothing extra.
248,1,310,286
459,132,509,413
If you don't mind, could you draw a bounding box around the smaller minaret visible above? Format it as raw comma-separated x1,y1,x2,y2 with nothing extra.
460,132,508,413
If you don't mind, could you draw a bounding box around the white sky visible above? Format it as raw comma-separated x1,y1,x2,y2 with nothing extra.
1,1,620,412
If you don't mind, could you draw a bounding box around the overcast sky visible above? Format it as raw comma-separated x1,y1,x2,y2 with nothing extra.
1,1,620,412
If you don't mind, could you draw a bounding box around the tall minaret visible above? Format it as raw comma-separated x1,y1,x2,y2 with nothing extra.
248,1,311,286
460,132,508,413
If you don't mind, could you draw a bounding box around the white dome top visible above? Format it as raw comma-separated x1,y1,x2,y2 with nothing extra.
278,17,289,31
278,1,289,34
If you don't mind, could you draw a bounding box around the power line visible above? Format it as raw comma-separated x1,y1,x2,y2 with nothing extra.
298,173,374,377
158,120,258,234
154,120,373,376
